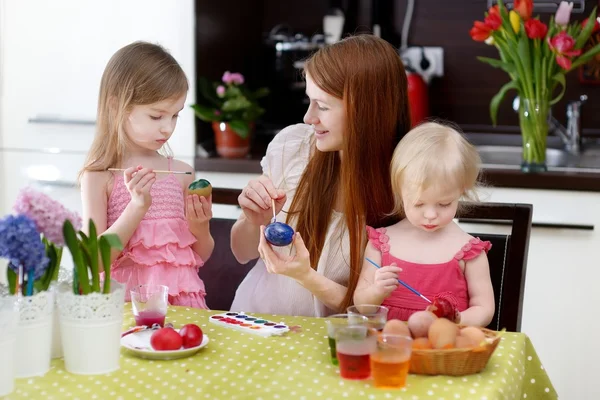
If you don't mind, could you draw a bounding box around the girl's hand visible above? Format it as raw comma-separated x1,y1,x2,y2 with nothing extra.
124,166,156,210
187,194,213,236
373,264,402,297
258,226,311,282
239,175,286,226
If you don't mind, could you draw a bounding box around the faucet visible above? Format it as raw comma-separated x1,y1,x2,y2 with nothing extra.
512,94,587,155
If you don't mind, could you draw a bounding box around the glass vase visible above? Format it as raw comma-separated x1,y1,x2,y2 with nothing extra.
518,98,550,173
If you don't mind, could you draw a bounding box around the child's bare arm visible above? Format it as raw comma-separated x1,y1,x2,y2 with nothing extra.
459,253,495,326
81,169,152,268
354,244,400,306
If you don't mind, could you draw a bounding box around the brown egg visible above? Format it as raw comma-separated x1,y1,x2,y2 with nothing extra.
460,326,486,347
428,318,459,349
407,311,438,338
412,337,432,350
455,335,475,349
383,319,411,337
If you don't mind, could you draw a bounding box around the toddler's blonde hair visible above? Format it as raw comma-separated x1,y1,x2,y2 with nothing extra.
390,121,482,217
79,41,188,180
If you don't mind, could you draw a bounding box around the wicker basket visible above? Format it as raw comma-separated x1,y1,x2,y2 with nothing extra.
409,327,502,376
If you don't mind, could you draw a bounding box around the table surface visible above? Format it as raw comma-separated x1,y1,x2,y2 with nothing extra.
7,306,558,400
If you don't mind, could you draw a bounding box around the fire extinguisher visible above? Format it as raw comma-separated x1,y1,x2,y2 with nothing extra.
406,64,429,127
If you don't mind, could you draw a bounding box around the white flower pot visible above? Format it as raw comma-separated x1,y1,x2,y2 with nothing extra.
0,296,19,397
57,280,125,375
15,290,54,378
51,266,74,359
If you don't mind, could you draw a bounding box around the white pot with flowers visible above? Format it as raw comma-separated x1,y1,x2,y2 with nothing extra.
0,213,56,378
57,218,124,375
13,187,82,359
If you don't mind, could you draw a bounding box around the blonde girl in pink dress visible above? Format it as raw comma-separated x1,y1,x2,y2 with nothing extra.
354,122,495,326
79,42,214,308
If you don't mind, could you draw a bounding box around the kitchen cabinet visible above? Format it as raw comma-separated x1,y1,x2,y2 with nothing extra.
458,186,599,400
0,0,196,158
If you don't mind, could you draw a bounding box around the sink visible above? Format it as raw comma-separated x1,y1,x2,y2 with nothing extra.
476,146,572,168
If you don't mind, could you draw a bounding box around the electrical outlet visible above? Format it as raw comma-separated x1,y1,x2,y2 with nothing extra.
400,46,444,84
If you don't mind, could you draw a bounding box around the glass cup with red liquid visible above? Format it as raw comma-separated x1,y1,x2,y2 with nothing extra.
347,304,389,331
131,284,169,327
324,314,369,365
370,334,413,389
334,325,378,380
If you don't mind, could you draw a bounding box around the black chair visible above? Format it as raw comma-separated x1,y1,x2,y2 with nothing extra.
198,217,257,311
458,202,533,332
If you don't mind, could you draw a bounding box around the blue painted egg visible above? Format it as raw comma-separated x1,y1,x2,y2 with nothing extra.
264,222,294,246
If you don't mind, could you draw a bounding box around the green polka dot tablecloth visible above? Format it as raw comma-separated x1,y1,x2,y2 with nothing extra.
6,305,557,400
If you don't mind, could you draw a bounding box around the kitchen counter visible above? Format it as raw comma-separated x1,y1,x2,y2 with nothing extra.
196,132,600,192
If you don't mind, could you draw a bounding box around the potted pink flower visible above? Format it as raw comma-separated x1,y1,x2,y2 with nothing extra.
192,71,269,158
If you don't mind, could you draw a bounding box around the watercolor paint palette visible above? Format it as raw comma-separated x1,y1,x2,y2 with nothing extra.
209,312,290,337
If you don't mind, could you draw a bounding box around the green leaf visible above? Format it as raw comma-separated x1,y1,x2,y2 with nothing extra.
98,234,122,294
575,7,597,49
191,104,220,122
63,220,90,294
51,246,63,282
476,56,517,75
221,97,252,112
252,87,269,99
7,267,17,295
517,29,534,100
197,76,221,108
490,80,519,126
228,120,250,139
549,73,566,105
569,42,600,70
87,220,100,293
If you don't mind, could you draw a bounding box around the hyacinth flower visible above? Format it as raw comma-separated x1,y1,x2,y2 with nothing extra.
13,187,82,287
0,214,49,296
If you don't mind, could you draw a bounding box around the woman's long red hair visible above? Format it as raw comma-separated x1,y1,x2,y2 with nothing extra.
287,35,411,311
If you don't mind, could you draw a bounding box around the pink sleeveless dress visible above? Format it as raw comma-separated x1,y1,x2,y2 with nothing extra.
366,226,491,321
107,159,208,309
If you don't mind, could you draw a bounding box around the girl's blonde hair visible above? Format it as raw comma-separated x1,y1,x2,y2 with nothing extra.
390,121,482,217
79,41,188,180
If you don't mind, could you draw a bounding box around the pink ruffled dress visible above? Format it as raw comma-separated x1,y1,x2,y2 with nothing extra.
107,159,208,309
366,226,491,321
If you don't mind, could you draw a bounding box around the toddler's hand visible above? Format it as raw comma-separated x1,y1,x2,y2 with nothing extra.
373,263,402,297
238,175,286,227
124,166,156,210
187,194,213,236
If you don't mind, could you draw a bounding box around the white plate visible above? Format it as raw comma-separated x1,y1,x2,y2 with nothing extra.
121,329,209,360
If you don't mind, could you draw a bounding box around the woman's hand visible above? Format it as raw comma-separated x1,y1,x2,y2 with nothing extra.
258,226,312,282
238,175,286,226
373,264,402,298
187,194,213,236
124,166,156,210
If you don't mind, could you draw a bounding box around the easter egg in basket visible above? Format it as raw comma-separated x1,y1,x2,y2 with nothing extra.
188,179,212,198
264,222,294,246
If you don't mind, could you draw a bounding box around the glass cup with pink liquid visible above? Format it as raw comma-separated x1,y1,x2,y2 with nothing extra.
334,325,377,380
370,334,413,389
131,285,169,327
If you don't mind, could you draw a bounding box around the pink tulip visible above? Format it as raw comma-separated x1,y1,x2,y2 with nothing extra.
555,1,573,26
216,85,226,97
547,31,581,69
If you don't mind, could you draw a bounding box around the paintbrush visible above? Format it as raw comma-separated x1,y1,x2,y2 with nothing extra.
107,168,191,175
365,257,432,303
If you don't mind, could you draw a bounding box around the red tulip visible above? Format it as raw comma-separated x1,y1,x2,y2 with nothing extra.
583,17,600,34
547,32,582,69
525,19,548,40
514,0,533,21
485,13,502,31
470,21,492,42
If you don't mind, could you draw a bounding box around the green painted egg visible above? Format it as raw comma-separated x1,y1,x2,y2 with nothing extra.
188,179,212,198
